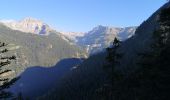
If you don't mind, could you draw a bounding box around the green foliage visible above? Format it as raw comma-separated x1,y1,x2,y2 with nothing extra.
0,42,19,99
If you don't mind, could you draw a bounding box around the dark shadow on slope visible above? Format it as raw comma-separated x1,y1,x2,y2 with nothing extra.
39,52,109,100
8,58,84,99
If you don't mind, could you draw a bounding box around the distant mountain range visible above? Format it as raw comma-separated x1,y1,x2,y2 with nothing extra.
0,18,137,54
0,16,136,80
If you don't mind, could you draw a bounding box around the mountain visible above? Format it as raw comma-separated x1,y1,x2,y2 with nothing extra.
76,25,136,54
39,2,170,100
1,18,136,54
0,18,51,35
60,31,86,42
0,23,87,79
60,25,136,54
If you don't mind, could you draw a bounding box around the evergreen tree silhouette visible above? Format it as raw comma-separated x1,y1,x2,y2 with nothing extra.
102,37,123,100
0,42,19,99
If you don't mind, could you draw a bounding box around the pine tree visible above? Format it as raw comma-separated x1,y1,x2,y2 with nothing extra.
102,37,123,100
105,37,123,80
105,38,122,66
0,42,19,99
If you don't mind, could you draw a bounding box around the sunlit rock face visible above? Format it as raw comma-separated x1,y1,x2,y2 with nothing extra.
0,17,51,35
75,25,137,54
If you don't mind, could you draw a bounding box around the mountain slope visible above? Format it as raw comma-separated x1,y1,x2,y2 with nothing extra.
39,2,170,100
0,24,86,77
116,2,170,73
9,58,84,99
38,52,107,100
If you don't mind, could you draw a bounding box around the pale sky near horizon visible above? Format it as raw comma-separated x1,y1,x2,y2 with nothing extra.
0,0,167,32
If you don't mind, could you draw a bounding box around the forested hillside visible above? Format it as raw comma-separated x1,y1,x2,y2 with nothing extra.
0,24,86,77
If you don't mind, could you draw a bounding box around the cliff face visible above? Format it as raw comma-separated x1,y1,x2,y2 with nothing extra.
76,25,136,54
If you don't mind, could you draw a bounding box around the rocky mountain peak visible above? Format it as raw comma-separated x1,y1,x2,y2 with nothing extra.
22,17,41,22
0,17,51,35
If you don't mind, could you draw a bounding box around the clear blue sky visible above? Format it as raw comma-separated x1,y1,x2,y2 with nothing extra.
0,0,167,32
